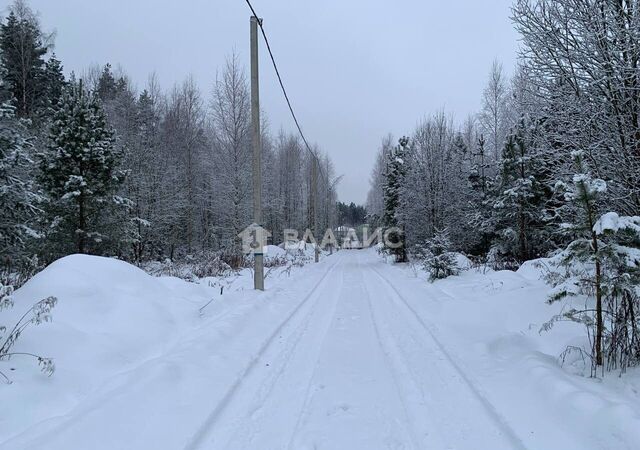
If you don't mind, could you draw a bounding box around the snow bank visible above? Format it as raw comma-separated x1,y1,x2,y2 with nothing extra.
8,255,194,368
0,255,203,444
383,252,640,450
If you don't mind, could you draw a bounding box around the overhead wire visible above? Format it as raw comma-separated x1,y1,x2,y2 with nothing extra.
243,0,329,184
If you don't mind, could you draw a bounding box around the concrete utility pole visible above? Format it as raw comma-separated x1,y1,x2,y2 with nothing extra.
311,156,319,263
250,15,264,290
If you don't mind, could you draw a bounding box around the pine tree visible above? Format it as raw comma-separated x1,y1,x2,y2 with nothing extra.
42,54,65,111
492,119,548,262
422,229,459,281
467,134,496,256
39,80,128,257
568,151,605,367
96,64,119,103
0,55,40,268
592,212,640,371
383,137,408,262
0,3,49,118
549,150,607,367
545,154,640,373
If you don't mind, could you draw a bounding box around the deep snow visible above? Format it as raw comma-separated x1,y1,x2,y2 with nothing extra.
1,249,639,449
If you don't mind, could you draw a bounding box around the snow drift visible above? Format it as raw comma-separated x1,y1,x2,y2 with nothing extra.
0,255,202,444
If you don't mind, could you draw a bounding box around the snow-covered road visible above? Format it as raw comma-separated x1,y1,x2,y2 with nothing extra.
186,251,524,450
3,249,640,450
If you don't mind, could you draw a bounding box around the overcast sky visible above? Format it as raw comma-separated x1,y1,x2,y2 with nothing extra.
19,0,519,204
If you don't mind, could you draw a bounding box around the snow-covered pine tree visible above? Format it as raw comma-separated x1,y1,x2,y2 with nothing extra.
592,212,640,372
42,54,66,112
0,54,41,269
466,134,497,256
422,229,459,282
0,1,49,119
1,50,56,380
446,130,477,251
547,196,640,373
96,63,120,103
39,79,129,258
547,150,607,368
383,137,409,262
491,119,548,263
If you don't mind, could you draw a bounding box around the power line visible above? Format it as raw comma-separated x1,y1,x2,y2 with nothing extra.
243,0,329,184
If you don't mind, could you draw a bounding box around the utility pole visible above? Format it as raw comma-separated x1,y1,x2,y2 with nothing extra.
250,15,264,290
311,156,319,263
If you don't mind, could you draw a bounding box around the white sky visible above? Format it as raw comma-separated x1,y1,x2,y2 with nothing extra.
16,0,519,204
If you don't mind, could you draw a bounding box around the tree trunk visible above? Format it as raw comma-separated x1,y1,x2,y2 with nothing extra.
78,194,86,254
591,229,604,367
519,204,527,262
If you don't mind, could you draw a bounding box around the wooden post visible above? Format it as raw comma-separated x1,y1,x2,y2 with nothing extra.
250,16,264,290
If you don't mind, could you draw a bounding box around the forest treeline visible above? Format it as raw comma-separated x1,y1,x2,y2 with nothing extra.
367,0,640,372
0,0,339,273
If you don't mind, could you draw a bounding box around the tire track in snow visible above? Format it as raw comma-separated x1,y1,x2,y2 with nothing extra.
285,253,419,449
282,269,345,449
365,264,485,448
183,255,343,450
369,264,530,450
359,257,428,450
219,259,344,449
284,254,419,449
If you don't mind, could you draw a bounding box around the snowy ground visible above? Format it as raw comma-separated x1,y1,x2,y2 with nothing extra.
1,249,639,449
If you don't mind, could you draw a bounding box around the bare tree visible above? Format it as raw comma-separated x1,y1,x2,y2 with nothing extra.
163,75,206,255
512,0,640,214
478,60,511,162
209,53,252,250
